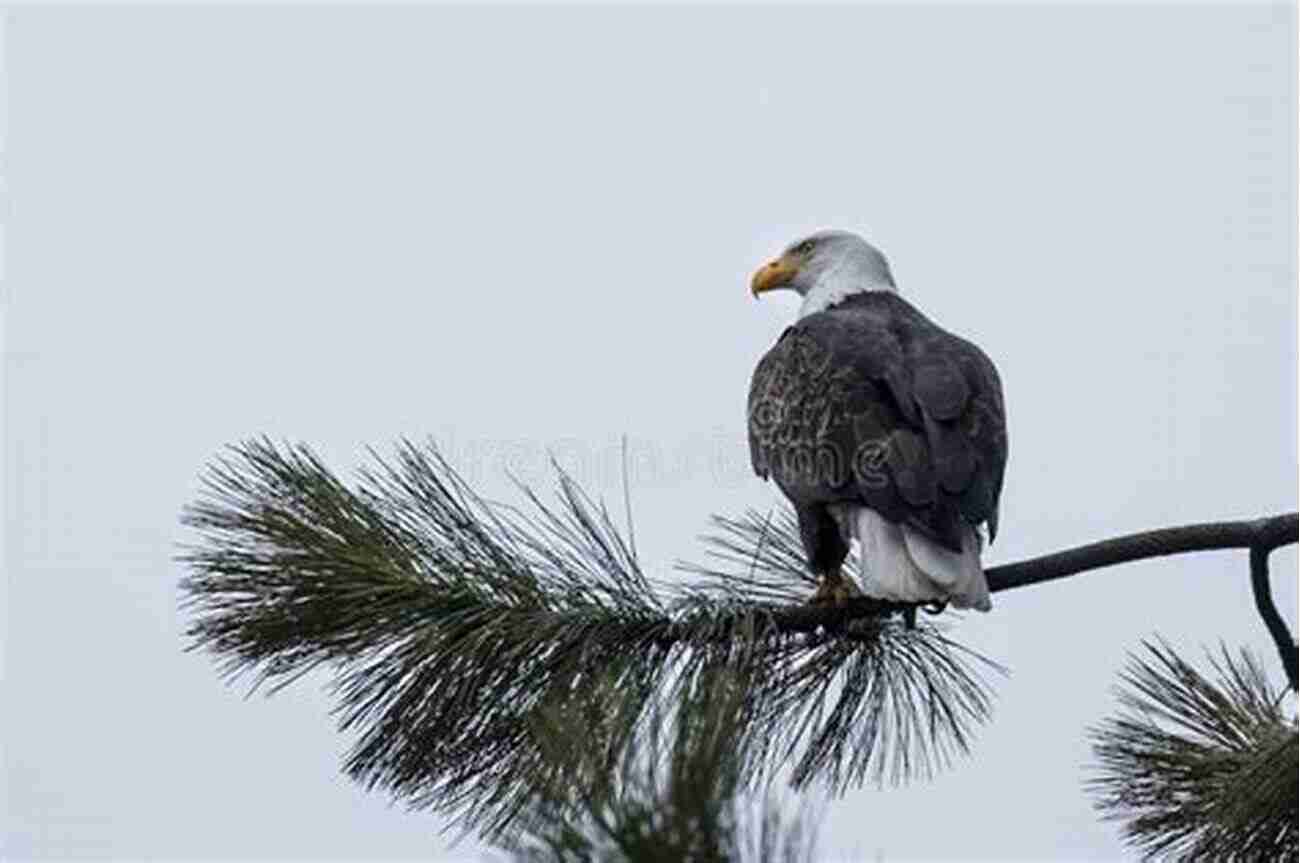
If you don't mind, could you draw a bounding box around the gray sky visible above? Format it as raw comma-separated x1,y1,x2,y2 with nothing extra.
4,4,1296,860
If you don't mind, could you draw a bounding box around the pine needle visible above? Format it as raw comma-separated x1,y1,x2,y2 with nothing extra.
179,438,1000,839
1087,638,1298,861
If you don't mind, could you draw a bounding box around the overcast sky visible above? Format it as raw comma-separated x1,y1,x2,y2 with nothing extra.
4,4,1296,861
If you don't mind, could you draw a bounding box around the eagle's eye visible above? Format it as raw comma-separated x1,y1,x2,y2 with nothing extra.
794,239,816,256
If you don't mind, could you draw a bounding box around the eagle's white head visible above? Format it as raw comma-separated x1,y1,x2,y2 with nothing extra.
750,229,896,318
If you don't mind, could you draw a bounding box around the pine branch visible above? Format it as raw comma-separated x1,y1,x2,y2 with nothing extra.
688,511,1299,649
500,664,821,863
180,438,1298,843
1087,639,1298,861
1250,545,1298,691
987,514,1299,592
180,439,996,839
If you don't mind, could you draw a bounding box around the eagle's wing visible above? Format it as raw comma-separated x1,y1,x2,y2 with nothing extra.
747,292,1007,552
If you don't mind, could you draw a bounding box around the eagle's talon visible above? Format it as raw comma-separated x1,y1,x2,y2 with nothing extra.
806,573,864,606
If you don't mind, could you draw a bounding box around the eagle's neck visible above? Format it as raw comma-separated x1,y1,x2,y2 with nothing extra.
798,267,897,318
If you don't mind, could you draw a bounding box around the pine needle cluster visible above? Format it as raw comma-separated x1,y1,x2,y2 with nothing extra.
1088,639,1298,860
501,665,821,862
179,438,999,839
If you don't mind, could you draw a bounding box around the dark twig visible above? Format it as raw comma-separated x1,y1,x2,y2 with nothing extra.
700,512,1300,694
1249,545,1298,692
750,514,1299,637
986,514,1298,593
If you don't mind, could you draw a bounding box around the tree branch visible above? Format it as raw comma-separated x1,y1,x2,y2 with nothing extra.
181,440,1000,835
1250,544,1298,692
181,439,1299,834
753,514,1299,637
985,513,1298,593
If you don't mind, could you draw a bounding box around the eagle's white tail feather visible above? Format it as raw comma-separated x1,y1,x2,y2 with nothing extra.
840,506,992,612
901,523,991,611
852,508,935,604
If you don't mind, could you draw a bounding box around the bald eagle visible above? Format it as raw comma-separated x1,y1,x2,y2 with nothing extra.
748,230,1007,611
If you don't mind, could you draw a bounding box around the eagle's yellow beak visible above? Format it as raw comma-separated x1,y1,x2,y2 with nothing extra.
750,254,800,298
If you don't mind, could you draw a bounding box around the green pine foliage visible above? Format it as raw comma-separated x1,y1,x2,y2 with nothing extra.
1088,639,1298,860
180,438,998,839
500,665,821,863
181,438,1297,857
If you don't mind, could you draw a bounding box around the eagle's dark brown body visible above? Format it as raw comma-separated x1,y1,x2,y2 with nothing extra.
748,291,1008,576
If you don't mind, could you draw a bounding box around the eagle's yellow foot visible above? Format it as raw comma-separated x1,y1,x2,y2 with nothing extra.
807,572,864,605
